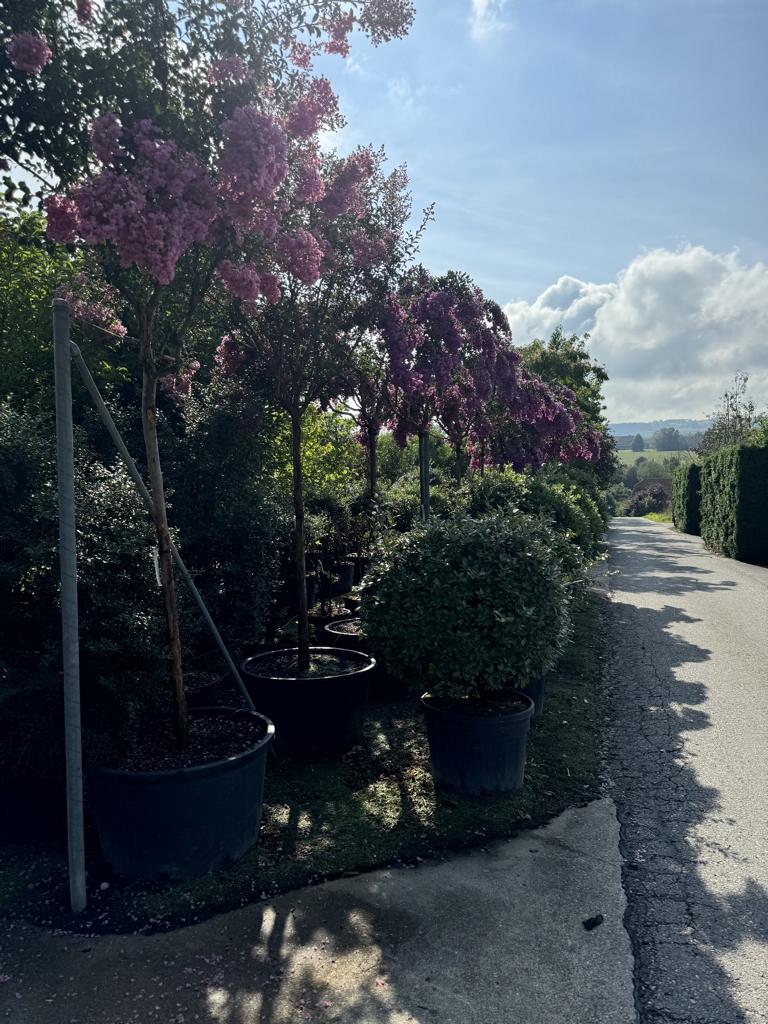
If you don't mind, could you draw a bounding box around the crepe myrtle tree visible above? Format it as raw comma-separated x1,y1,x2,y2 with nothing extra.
474,373,603,474
216,149,419,669
14,2,415,747
380,268,515,516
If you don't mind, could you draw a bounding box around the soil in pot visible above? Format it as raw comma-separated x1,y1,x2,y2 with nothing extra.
241,646,374,759
421,691,534,797
89,708,274,881
308,602,352,629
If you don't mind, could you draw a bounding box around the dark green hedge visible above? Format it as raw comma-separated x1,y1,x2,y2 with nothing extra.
700,446,768,564
672,463,701,535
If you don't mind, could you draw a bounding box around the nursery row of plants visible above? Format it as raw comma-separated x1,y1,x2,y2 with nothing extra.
1,0,617,893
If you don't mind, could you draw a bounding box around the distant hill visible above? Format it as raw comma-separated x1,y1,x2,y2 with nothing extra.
609,419,711,436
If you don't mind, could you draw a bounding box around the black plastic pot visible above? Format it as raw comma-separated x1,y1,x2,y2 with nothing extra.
332,561,355,595
89,708,274,881
421,692,534,796
242,646,374,758
522,675,546,720
322,620,408,703
352,556,368,585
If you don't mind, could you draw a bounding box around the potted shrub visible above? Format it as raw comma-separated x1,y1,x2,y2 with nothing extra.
16,0,414,874
360,515,571,795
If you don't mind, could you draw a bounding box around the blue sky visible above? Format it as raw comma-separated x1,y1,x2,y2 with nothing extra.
318,0,768,420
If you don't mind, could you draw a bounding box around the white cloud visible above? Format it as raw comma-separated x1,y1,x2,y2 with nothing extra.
503,246,768,421
469,0,513,43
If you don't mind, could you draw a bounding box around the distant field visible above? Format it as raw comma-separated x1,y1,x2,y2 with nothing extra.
617,449,691,466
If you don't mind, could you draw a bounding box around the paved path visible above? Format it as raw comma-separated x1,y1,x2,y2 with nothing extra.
0,800,635,1024
601,518,768,1024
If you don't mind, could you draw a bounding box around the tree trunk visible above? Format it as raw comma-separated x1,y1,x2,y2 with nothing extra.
291,406,311,669
141,364,188,748
453,440,465,481
418,429,430,522
479,438,486,477
367,423,379,501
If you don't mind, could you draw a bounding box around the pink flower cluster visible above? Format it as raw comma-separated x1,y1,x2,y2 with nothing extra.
276,228,324,285
293,154,326,203
288,40,315,70
219,106,288,227
286,78,339,138
5,33,52,75
56,274,127,338
76,0,93,23
350,229,390,270
159,360,200,403
44,194,80,243
207,54,250,86
215,333,247,377
320,148,375,219
322,13,354,56
218,260,262,301
259,272,281,304
59,119,218,284
91,113,122,164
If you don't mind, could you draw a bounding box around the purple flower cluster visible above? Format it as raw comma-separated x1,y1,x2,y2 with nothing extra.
66,119,218,284
350,228,390,270
276,228,324,285
56,274,127,338
320,148,375,220
5,32,52,75
219,106,288,227
76,0,93,23
91,113,122,164
293,153,326,203
159,360,200,403
44,194,80,244
322,13,354,56
286,78,339,138
215,333,247,377
218,260,262,300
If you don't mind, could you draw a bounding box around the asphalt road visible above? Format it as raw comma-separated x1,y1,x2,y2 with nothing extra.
601,518,768,1024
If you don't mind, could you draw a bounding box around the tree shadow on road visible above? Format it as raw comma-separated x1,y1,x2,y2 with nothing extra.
602,527,768,1022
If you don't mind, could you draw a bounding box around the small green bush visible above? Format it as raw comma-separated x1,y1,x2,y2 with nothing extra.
672,463,701,534
700,446,768,564
360,515,571,701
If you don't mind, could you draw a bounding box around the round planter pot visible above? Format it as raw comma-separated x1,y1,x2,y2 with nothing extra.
242,647,374,759
89,708,274,881
332,562,355,595
522,675,546,720
352,556,368,585
421,692,534,797
322,620,409,703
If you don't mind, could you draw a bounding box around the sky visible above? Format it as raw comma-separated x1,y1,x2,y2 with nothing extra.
317,0,768,423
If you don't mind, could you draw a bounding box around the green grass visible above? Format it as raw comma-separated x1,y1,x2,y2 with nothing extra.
0,593,605,934
644,510,673,523
617,449,691,465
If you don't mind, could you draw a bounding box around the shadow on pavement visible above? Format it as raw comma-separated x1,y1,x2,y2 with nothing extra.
603,520,768,1023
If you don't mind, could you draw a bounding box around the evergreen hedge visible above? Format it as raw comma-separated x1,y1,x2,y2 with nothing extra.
672,463,701,535
700,446,768,564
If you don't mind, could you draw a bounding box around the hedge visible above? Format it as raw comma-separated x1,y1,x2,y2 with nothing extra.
672,463,701,535
700,446,768,564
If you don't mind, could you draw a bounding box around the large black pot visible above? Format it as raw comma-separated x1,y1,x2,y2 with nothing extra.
422,692,534,796
89,708,274,881
242,646,374,758
332,561,355,595
322,619,409,703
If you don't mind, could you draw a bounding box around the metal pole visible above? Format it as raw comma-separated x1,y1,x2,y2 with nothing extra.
68,341,256,713
52,300,87,914
419,430,430,522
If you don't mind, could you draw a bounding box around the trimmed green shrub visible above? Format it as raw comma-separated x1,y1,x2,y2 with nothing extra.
360,515,571,700
700,446,768,564
672,463,701,534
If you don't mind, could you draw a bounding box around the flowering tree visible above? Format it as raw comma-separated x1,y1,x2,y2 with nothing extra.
4,0,415,745
216,149,417,667
381,268,516,516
